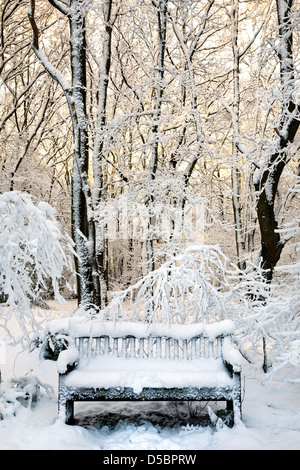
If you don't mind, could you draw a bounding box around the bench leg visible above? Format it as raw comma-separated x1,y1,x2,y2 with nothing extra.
226,399,242,427
66,400,74,424
59,399,74,424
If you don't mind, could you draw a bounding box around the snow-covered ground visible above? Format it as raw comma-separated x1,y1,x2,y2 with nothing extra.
0,301,299,450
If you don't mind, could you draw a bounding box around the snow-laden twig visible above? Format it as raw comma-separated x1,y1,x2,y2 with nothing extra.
93,244,242,325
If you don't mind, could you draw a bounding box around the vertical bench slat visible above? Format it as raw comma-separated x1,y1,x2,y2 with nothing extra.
157,337,162,359
85,338,89,357
113,338,118,357
130,337,135,358
217,336,223,359
148,336,153,358
208,340,214,358
165,338,170,359
104,336,109,355
139,338,144,358
95,337,101,356
79,337,84,357
182,339,187,360
200,337,205,358
191,338,197,359
121,337,126,357
174,339,179,359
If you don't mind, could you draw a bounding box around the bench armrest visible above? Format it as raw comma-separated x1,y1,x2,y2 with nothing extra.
222,337,242,373
57,346,79,374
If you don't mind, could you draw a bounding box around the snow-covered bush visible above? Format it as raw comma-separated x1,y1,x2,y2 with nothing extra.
236,179,300,377
97,244,242,325
263,226,300,379
30,328,71,361
0,375,53,420
0,191,74,343
30,316,75,361
238,267,300,378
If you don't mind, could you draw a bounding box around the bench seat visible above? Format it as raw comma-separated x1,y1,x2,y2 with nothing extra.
63,356,235,392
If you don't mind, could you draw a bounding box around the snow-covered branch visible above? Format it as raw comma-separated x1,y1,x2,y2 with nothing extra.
95,244,241,325
28,0,71,97
0,192,74,343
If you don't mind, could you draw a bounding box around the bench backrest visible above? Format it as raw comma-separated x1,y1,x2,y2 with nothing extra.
71,320,235,361
75,334,231,361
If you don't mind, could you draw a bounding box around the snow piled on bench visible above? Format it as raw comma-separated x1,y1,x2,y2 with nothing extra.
67,318,235,341
55,318,242,374
57,346,79,374
63,356,235,394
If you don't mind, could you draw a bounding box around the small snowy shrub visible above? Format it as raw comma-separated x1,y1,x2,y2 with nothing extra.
31,328,70,361
0,375,53,419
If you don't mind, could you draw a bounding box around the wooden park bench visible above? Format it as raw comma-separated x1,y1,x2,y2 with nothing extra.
57,319,242,427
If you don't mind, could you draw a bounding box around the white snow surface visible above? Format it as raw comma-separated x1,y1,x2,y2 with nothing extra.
64,357,234,394
68,318,236,340
0,301,299,450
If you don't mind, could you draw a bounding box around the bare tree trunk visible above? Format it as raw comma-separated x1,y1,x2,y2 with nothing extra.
230,0,246,271
146,0,168,273
68,0,96,307
92,0,116,307
28,0,96,307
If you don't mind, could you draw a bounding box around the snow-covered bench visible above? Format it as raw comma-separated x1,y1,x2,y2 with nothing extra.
57,319,242,426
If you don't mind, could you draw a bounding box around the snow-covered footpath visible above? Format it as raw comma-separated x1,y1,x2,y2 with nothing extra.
0,302,299,451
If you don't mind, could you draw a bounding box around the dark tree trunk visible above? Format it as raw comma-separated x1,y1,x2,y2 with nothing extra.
68,1,98,307
254,0,300,282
